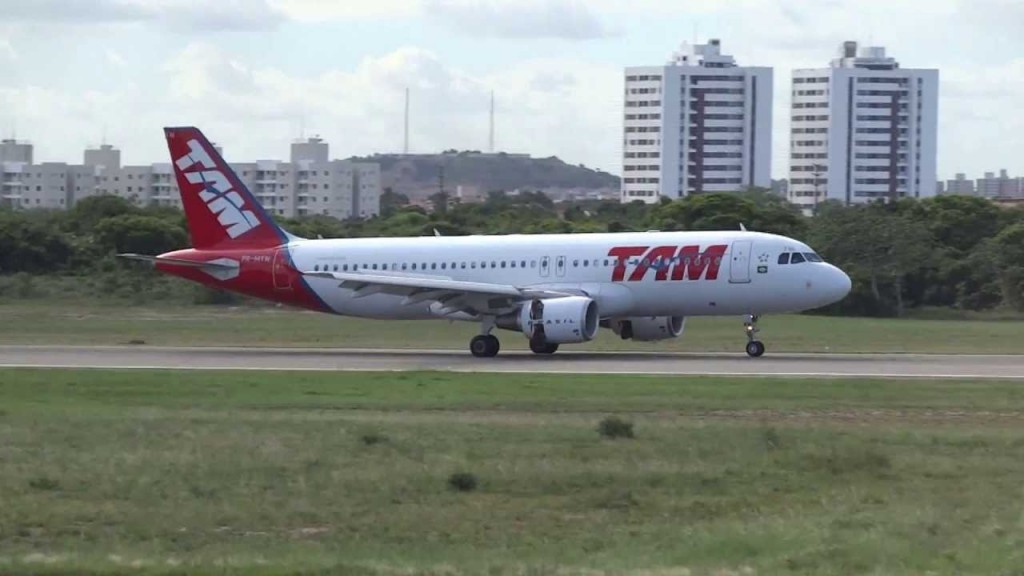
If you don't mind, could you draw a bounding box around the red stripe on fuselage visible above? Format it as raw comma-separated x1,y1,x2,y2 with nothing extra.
155,248,330,312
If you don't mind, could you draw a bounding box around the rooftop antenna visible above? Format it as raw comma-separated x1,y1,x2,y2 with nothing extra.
403,87,410,155
488,90,495,153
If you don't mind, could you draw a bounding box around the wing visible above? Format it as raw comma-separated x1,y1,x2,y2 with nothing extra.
301,270,580,316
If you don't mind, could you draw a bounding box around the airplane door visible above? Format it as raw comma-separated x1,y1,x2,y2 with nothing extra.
539,256,551,277
272,248,292,290
729,240,752,284
555,256,567,277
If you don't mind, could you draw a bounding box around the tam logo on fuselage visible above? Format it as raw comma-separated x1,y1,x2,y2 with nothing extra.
608,244,727,282
175,138,261,239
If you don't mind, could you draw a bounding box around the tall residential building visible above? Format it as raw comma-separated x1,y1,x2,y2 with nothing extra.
788,41,939,211
621,39,773,203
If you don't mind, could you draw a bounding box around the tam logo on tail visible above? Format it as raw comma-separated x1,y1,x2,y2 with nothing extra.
165,126,285,250
174,138,261,239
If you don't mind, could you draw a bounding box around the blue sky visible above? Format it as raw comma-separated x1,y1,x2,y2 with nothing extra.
1,0,1022,181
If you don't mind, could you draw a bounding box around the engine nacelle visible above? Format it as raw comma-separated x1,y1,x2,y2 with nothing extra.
496,296,599,344
604,316,685,342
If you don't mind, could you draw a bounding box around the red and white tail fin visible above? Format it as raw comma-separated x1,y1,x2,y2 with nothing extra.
165,126,287,250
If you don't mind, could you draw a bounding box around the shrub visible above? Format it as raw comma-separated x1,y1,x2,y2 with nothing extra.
360,433,387,446
447,472,478,492
598,416,635,439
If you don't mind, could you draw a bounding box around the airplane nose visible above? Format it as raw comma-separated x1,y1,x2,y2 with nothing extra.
829,266,852,302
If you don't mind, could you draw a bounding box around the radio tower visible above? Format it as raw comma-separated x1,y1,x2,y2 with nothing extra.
403,87,410,155
488,90,495,153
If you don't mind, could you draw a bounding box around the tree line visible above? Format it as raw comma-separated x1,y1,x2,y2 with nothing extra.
1,190,1022,316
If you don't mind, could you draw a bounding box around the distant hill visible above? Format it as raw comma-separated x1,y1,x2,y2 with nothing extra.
347,151,620,201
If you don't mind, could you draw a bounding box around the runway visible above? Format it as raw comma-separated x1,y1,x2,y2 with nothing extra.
1,346,1024,378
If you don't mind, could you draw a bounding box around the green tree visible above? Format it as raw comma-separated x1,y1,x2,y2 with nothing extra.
93,215,188,256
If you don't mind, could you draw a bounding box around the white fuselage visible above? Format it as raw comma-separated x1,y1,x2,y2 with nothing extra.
286,230,851,321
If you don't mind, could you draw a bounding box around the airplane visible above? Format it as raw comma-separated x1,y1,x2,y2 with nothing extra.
121,126,852,358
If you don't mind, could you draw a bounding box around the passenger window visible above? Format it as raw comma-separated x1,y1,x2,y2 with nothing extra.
441,263,446,269
491,261,496,268
431,263,437,270
521,261,526,268
401,263,407,270
343,264,349,271
510,261,516,268
791,253,806,264
333,265,338,271
461,262,466,269
573,260,579,267
778,253,790,265
372,264,378,270
531,261,537,268
412,263,417,270
314,265,320,271
583,260,589,267
381,264,387,270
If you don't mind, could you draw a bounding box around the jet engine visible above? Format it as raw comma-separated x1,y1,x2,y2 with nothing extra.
604,316,685,342
497,296,599,344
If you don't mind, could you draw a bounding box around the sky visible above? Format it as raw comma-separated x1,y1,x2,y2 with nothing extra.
0,0,1022,181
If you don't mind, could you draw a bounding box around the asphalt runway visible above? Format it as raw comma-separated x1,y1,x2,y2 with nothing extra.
1,345,1023,378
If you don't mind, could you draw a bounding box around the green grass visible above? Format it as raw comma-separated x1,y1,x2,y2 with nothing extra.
2,302,1024,353
3,369,1024,575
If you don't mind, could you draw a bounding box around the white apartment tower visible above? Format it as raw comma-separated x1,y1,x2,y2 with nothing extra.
621,39,773,203
788,41,939,211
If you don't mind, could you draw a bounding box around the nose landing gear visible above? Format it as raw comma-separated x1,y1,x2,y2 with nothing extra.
744,314,765,357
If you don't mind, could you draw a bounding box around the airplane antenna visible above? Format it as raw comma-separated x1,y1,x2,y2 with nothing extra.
739,223,747,231
433,228,442,237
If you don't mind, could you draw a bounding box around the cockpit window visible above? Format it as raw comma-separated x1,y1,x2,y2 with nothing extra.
777,253,790,265
790,253,806,264
804,252,823,262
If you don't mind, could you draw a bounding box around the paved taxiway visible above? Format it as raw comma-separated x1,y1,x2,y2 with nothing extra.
1,346,1023,378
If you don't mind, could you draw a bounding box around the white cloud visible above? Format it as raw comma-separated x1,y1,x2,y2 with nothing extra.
424,0,617,39
267,0,421,21
0,38,15,61
104,49,127,69
0,0,285,30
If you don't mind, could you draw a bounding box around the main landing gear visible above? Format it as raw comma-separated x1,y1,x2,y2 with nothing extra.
744,314,765,358
470,334,500,358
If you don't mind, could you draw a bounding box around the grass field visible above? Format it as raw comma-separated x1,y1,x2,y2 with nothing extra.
3,369,1024,575
2,302,1024,353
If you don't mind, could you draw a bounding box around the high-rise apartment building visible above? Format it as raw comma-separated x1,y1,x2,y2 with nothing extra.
788,41,939,212
621,39,773,203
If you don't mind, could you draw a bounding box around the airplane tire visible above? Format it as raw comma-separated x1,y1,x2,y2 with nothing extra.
745,340,765,358
530,341,559,355
471,335,500,358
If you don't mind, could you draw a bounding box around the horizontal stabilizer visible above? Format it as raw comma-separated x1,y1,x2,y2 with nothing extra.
117,253,238,270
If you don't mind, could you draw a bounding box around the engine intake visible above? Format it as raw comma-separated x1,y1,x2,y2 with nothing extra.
605,316,685,342
496,296,599,344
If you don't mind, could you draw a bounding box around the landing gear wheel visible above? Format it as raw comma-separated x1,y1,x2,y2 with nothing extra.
529,340,559,355
470,334,500,358
746,340,765,358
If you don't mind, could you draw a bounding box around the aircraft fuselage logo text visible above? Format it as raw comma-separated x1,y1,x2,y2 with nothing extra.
175,138,260,239
608,244,727,282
